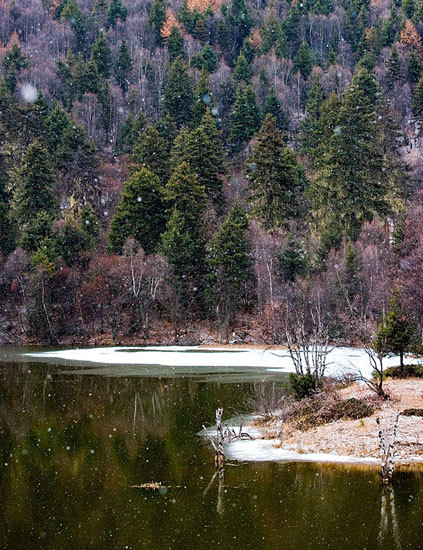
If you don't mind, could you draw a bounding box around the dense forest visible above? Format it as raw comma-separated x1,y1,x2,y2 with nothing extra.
0,0,422,346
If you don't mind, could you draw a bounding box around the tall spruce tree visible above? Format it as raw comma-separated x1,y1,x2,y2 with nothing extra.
374,288,417,373
300,74,325,166
107,0,127,28
167,26,185,62
131,126,170,185
263,89,289,133
115,40,132,94
108,168,165,255
163,56,194,127
91,31,112,78
171,109,225,207
228,84,261,152
247,114,306,230
206,203,253,328
310,68,398,246
12,141,57,225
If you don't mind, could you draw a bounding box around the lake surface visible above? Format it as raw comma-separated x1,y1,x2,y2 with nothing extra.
1,347,422,550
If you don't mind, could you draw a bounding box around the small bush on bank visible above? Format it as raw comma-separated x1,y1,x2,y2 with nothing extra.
288,372,324,400
401,408,423,417
283,393,374,431
384,364,423,378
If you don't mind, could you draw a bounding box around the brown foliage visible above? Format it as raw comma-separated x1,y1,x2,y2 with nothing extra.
160,9,184,40
187,0,222,11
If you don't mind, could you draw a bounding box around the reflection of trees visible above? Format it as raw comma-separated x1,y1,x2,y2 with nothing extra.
0,362,252,548
379,484,402,550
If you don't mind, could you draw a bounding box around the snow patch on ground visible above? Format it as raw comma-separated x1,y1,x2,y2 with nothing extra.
24,346,421,378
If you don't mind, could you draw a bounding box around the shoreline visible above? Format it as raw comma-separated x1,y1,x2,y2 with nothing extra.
219,379,423,468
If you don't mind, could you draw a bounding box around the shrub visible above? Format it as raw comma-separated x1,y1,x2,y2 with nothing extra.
288,372,323,400
283,393,374,431
401,409,423,417
384,364,423,378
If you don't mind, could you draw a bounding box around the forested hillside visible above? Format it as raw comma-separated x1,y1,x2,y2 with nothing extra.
1,0,422,346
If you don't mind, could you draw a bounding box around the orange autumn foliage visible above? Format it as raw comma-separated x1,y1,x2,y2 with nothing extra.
160,9,184,40
249,28,262,49
187,0,222,11
399,19,423,57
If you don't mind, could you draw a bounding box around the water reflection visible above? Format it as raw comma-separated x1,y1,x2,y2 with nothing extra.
0,356,422,549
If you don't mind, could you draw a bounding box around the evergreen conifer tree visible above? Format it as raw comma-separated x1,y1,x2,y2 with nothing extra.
91,31,112,78
387,45,403,84
206,203,253,327
107,0,127,28
263,89,289,133
12,141,57,225
108,168,165,254
407,51,421,84
148,0,167,43
310,69,397,245
162,161,206,232
233,53,252,82
247,114,306,230
167,26,185,62
374,288,417,373
131,126,170,185
412,73,423,118
163,56,194,127
115,40,132,94
228,84,261,152
294,42,313,79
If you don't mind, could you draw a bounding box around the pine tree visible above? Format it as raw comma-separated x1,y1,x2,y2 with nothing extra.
167,26,185,62
160,162,207,299
192,70,213,127
206,203,253,327
247,114,306,230
387,45,403,84
47,103,71,153
197,43,218,73
163,56,194,127
91,31,112,78
294,42,313,79
381,4,399,47
115,40,132,94
277,235,306,282
233,53,252,82
155,112,178,151
20,211,54,252
310,69,396,245
162,161,206,232
160,207,197,285
12,141,57,225
148,0,167,43
263,89,289,134
108,168,165,255
407,51,421,84
374,288,417,373
171,109,225,207
107,0,128,28
228,84,261,152
131,126,170,185
412,73,423,118
300,74,325,165
2,43,29,92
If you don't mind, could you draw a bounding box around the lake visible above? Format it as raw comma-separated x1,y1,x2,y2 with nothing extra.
0,347,422,550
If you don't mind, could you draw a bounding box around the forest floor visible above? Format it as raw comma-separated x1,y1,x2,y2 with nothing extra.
232,379,423,466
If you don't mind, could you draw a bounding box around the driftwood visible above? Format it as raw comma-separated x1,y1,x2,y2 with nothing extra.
131,482,183,490
376,412,400,484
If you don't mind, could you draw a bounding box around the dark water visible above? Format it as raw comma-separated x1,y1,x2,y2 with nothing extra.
0,349,422,550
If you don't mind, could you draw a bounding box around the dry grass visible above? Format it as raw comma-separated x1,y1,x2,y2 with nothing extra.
258,379,423,463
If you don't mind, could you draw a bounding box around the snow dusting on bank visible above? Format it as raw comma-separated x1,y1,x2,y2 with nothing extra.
24,345,421,379
224,439,379,465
